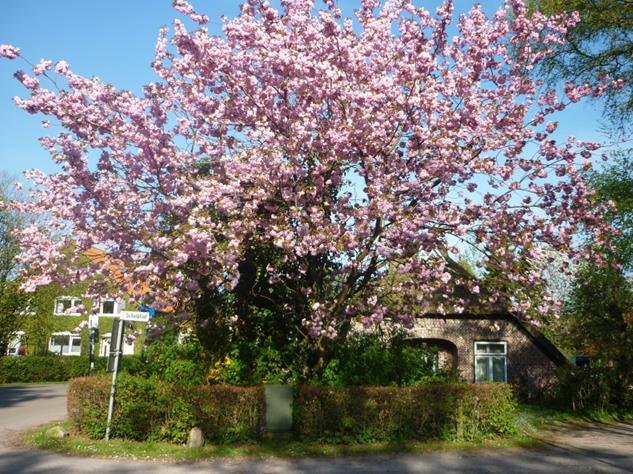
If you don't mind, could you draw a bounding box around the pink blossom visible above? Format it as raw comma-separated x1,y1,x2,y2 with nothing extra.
0,44,20,59
6,0,613,336
32,59,53,75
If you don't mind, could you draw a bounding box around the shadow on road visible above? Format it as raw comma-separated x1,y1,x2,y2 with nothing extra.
0,385,67,409
1,442,633,474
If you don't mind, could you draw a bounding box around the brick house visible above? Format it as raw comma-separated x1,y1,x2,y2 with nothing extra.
407,312,568,399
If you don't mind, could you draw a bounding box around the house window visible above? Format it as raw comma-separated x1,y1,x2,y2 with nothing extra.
49,333,82,356
5,331,25,356
54,297,82,316
474,341,507,383
99,333,134,356
100,300,119,315
99,334,111,357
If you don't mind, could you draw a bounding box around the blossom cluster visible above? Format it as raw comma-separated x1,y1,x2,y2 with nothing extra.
4,0,616,338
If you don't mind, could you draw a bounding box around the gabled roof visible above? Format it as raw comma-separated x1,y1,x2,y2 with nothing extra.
417,311,569,367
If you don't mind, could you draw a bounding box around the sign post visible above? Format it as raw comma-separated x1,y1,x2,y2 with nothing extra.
104,310,150,441
104,317,124,441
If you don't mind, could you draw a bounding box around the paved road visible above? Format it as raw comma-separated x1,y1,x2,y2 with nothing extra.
1,384,633,473
0,383,68,448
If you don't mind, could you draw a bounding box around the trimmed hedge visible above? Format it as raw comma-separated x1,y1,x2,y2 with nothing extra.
294,384,518,443
68,375,518,444
68,375,265,443
0,355,145,383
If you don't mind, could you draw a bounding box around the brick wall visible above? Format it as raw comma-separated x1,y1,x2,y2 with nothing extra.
408,315,560,399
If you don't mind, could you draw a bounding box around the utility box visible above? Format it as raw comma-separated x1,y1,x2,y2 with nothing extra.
264,384,293,433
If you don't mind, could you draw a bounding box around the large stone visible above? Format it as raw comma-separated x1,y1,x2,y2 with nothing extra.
46,425,69,439
186,427,204,448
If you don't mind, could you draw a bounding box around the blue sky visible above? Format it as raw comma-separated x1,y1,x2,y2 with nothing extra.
0,0,606,182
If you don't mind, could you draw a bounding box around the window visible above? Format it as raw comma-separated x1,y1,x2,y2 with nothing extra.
54,297,82,316
5,331,25,356
474,341,507,383
99,333,111,357
99,333,134,356
99,299,119,315
49,333,82,356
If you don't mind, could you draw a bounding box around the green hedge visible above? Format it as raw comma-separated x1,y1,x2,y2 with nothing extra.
67,375,517,444
0,355,145,383
68,375,265,443
294,384,518,443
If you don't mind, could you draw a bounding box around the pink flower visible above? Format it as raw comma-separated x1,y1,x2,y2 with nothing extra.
54,60,69,75
33,59,53,75
0,44,20,59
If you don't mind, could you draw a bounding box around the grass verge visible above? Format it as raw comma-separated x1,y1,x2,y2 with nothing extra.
24,421,538,462
24,406,633,462
516,404,633,436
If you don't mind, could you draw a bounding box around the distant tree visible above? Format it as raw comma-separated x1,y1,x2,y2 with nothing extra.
561,264,633,396
530,0,633,132
0,173,29,354
586,151,633,269
557,148,633,394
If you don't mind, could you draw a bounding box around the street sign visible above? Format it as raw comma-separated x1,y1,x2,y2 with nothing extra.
120,310,150,322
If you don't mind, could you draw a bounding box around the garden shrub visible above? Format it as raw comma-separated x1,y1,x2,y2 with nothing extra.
551,366,633,412
142,336,208,385
320,333,455,387
209,339,301,385
68,375,265,443
293,383,517,443
0,355,144,383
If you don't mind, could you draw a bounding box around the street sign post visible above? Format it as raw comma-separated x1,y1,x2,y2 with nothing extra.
104,310,149,441
105,317,124,441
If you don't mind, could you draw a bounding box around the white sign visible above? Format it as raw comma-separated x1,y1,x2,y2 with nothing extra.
120,311,150,322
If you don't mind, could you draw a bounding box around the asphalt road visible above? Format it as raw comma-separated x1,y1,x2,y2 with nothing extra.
0,383,68,449
1,383,633,473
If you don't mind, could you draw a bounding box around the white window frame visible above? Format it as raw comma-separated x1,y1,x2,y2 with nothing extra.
123,337,135,355
98,299,120,316
474,341,507,383
49,332,82,356
5,331,25,356
99,332,134,356
99,333,111,357
53,296,82,316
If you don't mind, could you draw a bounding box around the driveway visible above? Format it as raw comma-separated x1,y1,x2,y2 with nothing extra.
1,383,633,473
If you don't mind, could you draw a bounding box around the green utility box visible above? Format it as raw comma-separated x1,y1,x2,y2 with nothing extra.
264,384,293,432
